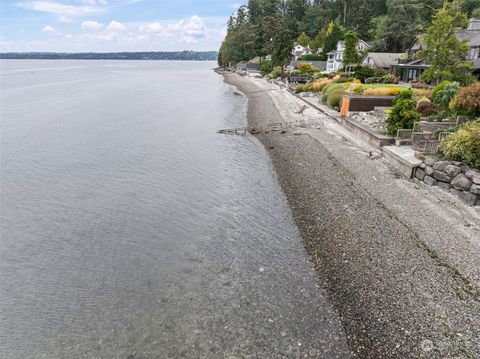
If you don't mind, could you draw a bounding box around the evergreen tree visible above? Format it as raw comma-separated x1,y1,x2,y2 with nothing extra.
323,20,344,55
419,0,473,85
343,30,360,67
296,32,311,46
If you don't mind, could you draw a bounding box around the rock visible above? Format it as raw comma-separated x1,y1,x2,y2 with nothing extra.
432,160,450,171
451,173,472,191
471,184,480,195
292,131,302,135
424,166,434,176
433,170,452,183
452,161,463,166
415,168,426,181
465,169,480,184
420,163,426,169
424,157,437,167
424,175,437,186
369,150,383,160
437,182,451,191
457,192,478,206
250,127,261,134
444,165,462,178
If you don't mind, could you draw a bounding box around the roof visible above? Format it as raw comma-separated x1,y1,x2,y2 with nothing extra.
290,60,327,71
457,29,480,47
363,52,404,68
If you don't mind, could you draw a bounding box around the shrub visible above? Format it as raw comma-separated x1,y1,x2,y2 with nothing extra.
410,82,433,89
304,83,314,92
386,90,420,136
450,83,480,117
414,88,433,98
322,83,345,102
312,79,331,92
362,87,403,96
432,81,460,108
327,89,346,108
353,65,385,83
365,74,397,84
295,85,305,94
416,99,437,117
440,121,480,168
297,63,319,75
271,66,283,78
260,60,273,76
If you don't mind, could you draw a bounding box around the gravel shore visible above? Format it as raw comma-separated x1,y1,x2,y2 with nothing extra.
221,71,480,358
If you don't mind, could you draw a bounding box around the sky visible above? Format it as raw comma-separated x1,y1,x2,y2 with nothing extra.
0,0,245,52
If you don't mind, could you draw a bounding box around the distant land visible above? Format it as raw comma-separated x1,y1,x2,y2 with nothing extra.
0,51,218,61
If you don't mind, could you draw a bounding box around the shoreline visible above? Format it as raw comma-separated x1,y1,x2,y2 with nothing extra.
221,71,480,358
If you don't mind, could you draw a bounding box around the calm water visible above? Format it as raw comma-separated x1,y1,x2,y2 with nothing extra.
0,60,348,358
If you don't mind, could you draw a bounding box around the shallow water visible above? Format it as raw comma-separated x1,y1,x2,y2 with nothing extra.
0,60,348,358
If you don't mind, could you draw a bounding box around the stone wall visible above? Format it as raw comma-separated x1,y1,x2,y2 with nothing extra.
414,158,479,206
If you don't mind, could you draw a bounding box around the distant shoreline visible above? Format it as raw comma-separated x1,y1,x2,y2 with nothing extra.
0,51,218,61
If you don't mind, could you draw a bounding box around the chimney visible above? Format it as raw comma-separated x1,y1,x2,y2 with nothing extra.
468,18,480,30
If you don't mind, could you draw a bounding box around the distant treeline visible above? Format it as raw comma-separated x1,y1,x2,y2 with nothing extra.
0,51,218,61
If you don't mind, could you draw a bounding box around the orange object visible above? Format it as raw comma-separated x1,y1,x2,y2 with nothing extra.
340,95,349,117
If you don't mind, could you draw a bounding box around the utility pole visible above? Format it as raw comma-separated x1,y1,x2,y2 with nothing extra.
343,0,347,25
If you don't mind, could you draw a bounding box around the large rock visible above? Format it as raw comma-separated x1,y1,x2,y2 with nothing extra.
424,166,434,176
444,165,461,178
432,160,450,171
415,168,425,181
465,169,480,185
471,184,480,195
433,170,452,183
437,182,451,191
457,192,478,206
451,173,472,191
424,175,437,186
424,157,437,167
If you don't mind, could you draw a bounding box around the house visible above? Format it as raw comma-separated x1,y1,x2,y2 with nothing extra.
326,40,371,73
235,62,260,75
361,52,404,71
393,18,480,82
292,44,312,60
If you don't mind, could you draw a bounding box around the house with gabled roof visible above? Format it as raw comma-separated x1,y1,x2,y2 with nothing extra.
392,18,480,82
361,52,404,71
326,39,371,73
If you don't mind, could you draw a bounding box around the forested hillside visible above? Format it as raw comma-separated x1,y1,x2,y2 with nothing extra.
218,0,480,66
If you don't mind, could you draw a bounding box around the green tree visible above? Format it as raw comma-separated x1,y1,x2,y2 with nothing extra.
272,20,294,66
296,32,311,46
343,30,360,66
419,0,473,85
369,15,389,51
310,28,326,52
323,20,344,54
385,0,423,52
386,90,420,135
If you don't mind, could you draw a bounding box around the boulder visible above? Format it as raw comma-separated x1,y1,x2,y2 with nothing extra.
415,168,425,181
432,161,450,171
444,165,461,178
465,169,480,185
433,170,452,183
424,176,437,186
424,166,434,176
420,163,426,169
451,174,472,191
424,157,437,167
471,184,480,195
458,192,478,206
437,182,451,191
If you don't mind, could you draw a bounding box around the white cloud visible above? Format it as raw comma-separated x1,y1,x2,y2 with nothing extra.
81,0,108,4
169,15,205,43
42,25,55,32
18,1,106,16
106,21,127,32
58,16,73,23
81,20,103,30
139,22,163,34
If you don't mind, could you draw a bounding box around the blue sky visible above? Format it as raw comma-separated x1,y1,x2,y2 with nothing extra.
0,0,245,52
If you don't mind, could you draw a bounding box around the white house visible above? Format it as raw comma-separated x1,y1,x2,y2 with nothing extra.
292,44,312,60
326,40,371,73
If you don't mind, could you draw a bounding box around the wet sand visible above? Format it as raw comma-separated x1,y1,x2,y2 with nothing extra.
222,71,480,358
